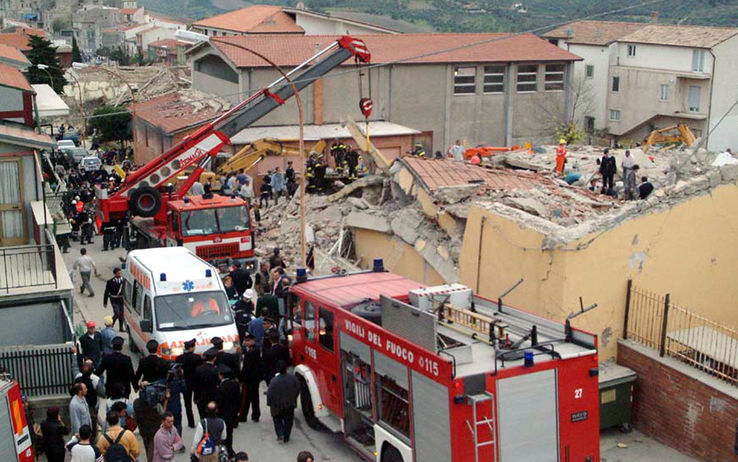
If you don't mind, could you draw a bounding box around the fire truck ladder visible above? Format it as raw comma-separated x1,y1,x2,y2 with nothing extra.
441,303,509,345
466,392,497,462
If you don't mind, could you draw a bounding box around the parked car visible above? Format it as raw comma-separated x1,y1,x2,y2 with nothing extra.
57,140,76,150
60,147,89,165
79,156,102,172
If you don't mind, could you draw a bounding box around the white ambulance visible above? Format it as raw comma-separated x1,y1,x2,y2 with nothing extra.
122,247,239,359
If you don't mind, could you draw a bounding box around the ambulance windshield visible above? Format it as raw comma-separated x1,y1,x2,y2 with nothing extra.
155,290,232,330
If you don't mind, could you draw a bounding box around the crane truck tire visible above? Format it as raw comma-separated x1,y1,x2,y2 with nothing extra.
129,186,162,217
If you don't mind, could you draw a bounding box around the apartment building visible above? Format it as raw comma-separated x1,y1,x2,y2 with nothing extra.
545,21,738,151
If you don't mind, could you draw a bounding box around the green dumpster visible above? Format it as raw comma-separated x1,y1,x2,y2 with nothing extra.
598,362,636,432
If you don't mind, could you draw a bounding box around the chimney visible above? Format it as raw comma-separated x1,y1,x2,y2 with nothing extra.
650,11,659,23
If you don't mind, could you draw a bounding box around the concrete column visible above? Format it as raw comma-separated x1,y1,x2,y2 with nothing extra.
504,63,513,146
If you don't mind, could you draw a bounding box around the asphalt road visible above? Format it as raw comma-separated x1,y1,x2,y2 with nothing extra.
62,240,362,462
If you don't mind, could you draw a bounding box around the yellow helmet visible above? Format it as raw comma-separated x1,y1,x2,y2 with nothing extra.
559,139,567,144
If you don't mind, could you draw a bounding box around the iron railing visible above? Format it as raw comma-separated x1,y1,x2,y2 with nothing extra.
624,280,738,386
0,344,76,397
0,244,58,293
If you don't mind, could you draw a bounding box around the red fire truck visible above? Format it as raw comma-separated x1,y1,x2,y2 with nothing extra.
0,377,33,462
287,262,600,462
129,195,256,273
95,37,372,270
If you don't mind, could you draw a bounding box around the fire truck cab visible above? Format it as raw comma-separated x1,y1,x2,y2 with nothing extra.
129,194,256,273
0,378,33,462
288,263,600,462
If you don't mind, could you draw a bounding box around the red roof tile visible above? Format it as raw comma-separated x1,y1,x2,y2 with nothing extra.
403,157,542,192
132,91,228,134
193,5,304,34
0,27,45,51
0,43,29,66
0,63,32,91
148,39,191,50
207,33,581,68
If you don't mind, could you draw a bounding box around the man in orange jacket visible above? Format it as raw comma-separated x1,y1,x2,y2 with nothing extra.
555,139,567,174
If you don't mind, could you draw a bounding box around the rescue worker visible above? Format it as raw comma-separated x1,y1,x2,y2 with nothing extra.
102,220,117,251
234,290,254,341
134,340,170,389
78,210,94,245
313,153,327,191
103,268,125,332
305,153,317,191
95,336,136,399
470,152,483,165
411,143,426,158
555,138,568,175
330,141,347,174
346,149,359,180
176,339,202,428
239,333,262,423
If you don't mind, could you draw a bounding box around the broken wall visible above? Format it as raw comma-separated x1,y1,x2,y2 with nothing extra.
459,181,738,360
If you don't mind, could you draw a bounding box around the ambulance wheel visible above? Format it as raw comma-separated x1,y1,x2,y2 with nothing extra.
299,376,323,430
127,326,139,353
381,443,404,462
129,186,162,217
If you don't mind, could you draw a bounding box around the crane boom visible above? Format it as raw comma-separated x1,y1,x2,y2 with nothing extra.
97,36,370,224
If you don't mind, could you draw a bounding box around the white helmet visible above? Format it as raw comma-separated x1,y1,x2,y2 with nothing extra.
75,196,80,201
71,200,77,204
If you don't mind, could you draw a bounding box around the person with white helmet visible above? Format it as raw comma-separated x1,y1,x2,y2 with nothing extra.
555,138,568,175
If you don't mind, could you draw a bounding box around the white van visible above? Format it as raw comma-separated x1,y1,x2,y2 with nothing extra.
122,247,239,360
57,140,76,150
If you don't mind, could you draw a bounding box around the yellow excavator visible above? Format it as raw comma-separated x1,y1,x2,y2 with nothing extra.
179,138,326,190
642,124,696,153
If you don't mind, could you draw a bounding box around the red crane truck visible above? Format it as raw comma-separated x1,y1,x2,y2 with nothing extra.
95,37,372,271
0,377,33,462
287,261,600,462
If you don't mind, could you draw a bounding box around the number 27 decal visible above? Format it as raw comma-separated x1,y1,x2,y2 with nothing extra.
574,388,583,399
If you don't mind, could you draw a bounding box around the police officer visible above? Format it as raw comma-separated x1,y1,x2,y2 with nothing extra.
239,333,262,423
176,339,202,428
211,337,240,377
216,364,241,459
133,340,169,389
95,336,135,399
101,221,116,251
193,349,220,418
103,268,125,332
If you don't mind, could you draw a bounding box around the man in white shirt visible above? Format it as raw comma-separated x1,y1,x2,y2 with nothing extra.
448,140,465,161
72,248,98,297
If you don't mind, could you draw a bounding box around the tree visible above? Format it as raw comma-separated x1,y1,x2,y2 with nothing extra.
87,105,132,147
26,35,67,93
72,36,82,63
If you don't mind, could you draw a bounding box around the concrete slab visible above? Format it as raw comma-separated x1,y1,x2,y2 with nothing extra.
345,210,391,233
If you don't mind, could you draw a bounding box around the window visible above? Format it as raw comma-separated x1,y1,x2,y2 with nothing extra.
318,307,334,352
376,373,410,438
123,279,132,306
155,291,232,330
143,295,152,321
609,109,621,121
288,295,302,328
517,64,538,92
548,39,559,46
483,65,505,93
544,63,565,91
585,64,594,79
305,301,316,341
611,76,620,92
585,116,595,133
170,213,179,232
627,44,636,57
133,281,143,314
692,49,706,72
687,85,701,112
453,66,476,94
659,84,669,101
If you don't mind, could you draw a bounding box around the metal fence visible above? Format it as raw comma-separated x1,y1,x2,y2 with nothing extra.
624,280,738,387
0,244,58,293
0,344,76,397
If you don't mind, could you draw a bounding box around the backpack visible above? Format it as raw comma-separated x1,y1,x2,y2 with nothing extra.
195,419,216,456
103,429,131,462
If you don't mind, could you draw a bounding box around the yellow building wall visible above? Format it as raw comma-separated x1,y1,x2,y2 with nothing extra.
459,183,738,360
354,229,446,286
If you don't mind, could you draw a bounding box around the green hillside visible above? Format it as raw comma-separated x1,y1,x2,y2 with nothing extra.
139,0,738,33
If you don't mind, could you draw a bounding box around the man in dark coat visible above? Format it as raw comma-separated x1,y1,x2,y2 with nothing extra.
262,331,289,386
193,349,220,417
78,321,103,367
229,263,252,297
599,148,617,195
176,339,202,428
238,333,262,423
103,268,125,331
95,336,136,398
211,337,240,377
134,340,169,390
216,365,241,458
266,360,300,443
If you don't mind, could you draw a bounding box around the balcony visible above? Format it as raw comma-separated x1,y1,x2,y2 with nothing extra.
0,232,73,298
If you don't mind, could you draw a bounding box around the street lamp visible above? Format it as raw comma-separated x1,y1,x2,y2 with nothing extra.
34,63,54,90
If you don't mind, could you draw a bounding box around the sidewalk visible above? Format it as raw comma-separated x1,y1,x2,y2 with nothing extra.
601,428,699,462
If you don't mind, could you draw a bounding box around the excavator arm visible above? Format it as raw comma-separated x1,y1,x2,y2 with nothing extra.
97,36,370,223
642,124,696,153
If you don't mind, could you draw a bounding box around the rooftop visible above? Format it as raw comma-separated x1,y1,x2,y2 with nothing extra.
282,7,401,34
193,5,303,34
148,38,191,50
0,123,56,149
120,7,141,14
132,89,231,134
32,84,70,118
0,43,29,68
0,63,32,91
0,27,45,51
204,33,581,68
543,20,648,46
231,121,420,145
147,12,188,25
619,24,738,48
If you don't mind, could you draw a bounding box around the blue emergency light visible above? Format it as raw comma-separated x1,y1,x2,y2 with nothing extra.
524,350,535,367
296,267,307,283
205,269,212,277
160,273,167,282
373,258,384,272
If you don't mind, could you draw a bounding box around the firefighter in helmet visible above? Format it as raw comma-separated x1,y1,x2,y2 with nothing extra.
345,149,360,181
330,140,348,175
412,143,426,157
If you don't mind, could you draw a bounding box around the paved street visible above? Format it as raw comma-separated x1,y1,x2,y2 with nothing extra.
62,241,362,462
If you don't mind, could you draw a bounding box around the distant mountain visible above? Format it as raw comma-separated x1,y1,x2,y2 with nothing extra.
137,0,738,33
